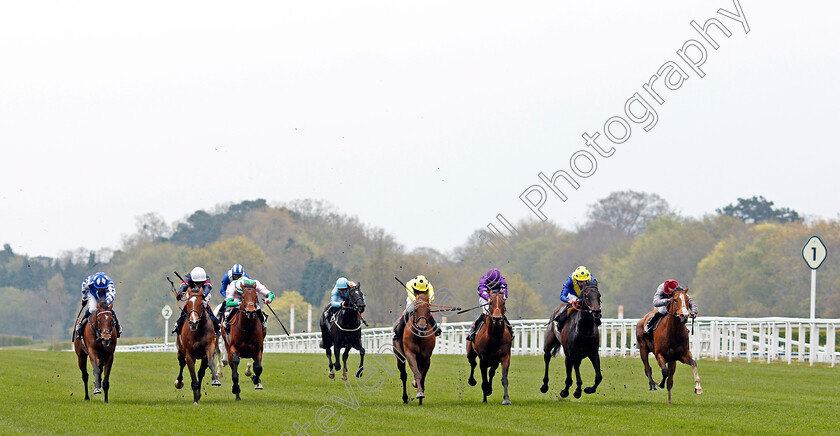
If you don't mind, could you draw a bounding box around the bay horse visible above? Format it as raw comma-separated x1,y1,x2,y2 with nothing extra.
74,300,117,403
540,280,603,399
466,290,512,404
174,288,221,404
636,287,702,404
222,284,267,400
321,284,366,381
393,292,436,405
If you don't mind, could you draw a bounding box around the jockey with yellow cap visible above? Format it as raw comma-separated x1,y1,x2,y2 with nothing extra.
393,275,442,341
553,266,593,332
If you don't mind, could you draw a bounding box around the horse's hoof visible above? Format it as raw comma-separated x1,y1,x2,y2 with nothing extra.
175,380,184,389
560,389,569,398
650,386,658,391
573,389,582,399
193,401,199,406
584,387,595,394
540,384,548,394
212,379,221,386
402,396,408,404
416,392,425,399
695,388,703,395
412,380,417,388
255,383,263,390
93,388,101,395
235,396,241,401
222,359,228,366
328,372,335,379
341,374,348,381
356,369,364,378
468,378,476,386
502,399,512,405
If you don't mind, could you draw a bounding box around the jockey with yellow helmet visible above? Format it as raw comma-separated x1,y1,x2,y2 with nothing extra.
393,275,442,341
553,266,593,331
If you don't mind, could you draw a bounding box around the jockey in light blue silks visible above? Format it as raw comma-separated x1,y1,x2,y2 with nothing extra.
76,272,122,339
319,277,365,348
466,268,514,341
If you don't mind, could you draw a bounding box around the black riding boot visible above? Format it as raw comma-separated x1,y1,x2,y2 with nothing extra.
173,308,187,335
644,312,664,338
504,317,514,338
393,314,407,341
429,316,442,337
207,306,221,335
554,305,570,333
467,315,484,342
260,310,267,330
75,311,92,339
223,308,237,333
112,309,123,338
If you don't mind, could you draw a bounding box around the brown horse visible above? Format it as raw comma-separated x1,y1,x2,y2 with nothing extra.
540,281,603,399
393,293,436,405
636,288,702,404
466,291,512,404
174,288,220,404
222,285,267,400
74,300,117,403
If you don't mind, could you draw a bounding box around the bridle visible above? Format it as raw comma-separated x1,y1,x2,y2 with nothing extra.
93,309,114,342
485,291,506,322
667,290,690,323
334,287,367,331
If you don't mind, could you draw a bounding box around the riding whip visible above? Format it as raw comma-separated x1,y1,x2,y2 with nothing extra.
264,302,291,336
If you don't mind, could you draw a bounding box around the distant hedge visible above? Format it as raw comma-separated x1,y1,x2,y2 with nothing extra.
0,335,34,347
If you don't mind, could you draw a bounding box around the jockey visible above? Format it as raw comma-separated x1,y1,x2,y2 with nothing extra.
217,263,249,321
223,277,275,332
467,268,514,342
393,275,441,341
553,266,593,332
76,272,122,339
173,267,220,335
643,280,698,337
319,277,363,348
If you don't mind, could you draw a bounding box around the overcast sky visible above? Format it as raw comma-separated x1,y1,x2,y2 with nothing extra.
1,0,837,258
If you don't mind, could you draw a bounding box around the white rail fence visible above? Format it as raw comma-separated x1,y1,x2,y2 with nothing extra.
116,317,839,367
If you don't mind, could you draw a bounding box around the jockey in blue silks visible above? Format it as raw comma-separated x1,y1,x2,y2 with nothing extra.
553,266,594,332
319,277,365,348
216,263,249,321
76,272,122,339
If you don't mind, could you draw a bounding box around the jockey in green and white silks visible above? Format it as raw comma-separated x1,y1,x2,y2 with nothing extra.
222,277,275,332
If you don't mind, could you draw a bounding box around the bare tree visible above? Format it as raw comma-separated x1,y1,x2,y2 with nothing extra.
586,191,672,237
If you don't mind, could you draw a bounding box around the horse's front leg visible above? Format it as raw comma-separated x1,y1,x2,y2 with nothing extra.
333,343,342,372
355,341,365,379
656,354,669,389
325,343,336,379
89,353,102,395
681,354,702,395
559,354,573,398
405,351,424,403
341,347,351,381
206,342,221,386
102,353,114,403
467,342,478,387
666,361,677,404
187,355,201,404
175,352,186,389
252,349,264,390
77,349,90,401
480,360,490,403
572,359,583,399
396,353,409,404
584,352,602,394
540,329,558,393
230,352,241,401
501,353,512,405
418,356,430,406
639,344,657,390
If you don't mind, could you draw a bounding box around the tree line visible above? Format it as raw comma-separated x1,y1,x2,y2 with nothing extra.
1,193,836,341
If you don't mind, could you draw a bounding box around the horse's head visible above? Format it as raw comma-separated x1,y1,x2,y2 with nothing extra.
239,285,259,320
94,301,116,347
580,280,602,323
346,284,365,314
668,287,691,324
185,288,205,331
488,290,506,327
411,293,432,334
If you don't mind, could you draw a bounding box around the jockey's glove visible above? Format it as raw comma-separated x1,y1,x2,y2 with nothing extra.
266,292,275,302
225,298,239,307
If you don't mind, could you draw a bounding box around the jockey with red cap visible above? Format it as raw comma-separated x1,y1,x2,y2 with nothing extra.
643,279,698,337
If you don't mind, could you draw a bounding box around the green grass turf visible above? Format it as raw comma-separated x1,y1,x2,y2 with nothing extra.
0,349,838,435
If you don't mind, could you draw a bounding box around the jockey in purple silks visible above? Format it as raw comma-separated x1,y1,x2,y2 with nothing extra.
466,268,513,342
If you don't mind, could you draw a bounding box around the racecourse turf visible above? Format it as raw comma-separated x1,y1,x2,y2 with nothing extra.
0,349,837,435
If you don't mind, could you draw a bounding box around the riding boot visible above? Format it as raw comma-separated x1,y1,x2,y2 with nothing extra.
173,308,187,335
76,311,91,339
112,310,123,338
223,309,235,333
207,306,221,335
644,312,664,338
504,317,514,338
429,316,442,337
466,315,483,342
260,310,267,330
393,314,407,341
554,305,570,333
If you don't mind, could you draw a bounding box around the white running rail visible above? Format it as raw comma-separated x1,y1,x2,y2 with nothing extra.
115,317,839,367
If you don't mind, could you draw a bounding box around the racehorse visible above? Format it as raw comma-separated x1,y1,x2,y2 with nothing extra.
540,280,603,399
393,292,436,405
321,284,366,381
636,287,702,404
222,284,267,400
74,300,117,403
466,290,512,405
174,288,221,404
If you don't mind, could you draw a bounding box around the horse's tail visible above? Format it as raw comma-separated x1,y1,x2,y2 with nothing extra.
549,340,563,357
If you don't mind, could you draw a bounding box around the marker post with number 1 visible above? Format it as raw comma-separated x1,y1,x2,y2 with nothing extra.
802,236,827,320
